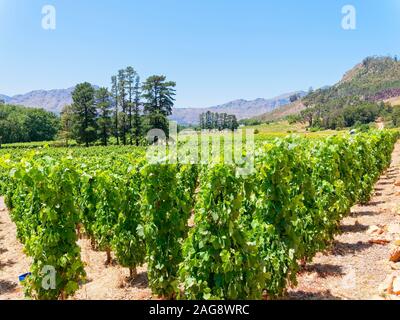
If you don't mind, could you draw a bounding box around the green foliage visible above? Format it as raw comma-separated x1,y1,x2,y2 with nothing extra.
238,119,262,126
0,104,59,144
180,164,264,300
95,87,112,146
300,97,387,130
141,163,193,298
2,156,85,299
200,111,239,131
142,75,176,138
111,161,146,277
391,106,400,127
71,82,98,147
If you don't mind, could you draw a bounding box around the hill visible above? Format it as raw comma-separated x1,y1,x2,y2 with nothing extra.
254,56,400,122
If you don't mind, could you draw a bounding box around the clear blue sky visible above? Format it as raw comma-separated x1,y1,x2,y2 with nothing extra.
0,0,400,108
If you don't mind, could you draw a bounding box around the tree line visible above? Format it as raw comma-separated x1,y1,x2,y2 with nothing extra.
287,96,390,130
199,111,239,131
0,104,59,145
60,67,176,147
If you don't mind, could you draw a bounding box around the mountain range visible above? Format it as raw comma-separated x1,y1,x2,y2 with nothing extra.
0,87,305,125
170,92,306,125
0,88,75,114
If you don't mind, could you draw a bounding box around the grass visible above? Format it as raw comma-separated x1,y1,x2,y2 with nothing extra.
245,121,346,140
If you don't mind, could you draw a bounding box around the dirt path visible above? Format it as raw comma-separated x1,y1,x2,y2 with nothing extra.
1,143,400,300
287,142,400,300
0,198,31,299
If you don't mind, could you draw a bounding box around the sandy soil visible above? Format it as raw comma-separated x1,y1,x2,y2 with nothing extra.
1,143,400,300
0,198,31,299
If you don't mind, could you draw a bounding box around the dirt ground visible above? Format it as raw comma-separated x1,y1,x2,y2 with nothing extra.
0,198,152,300
1,143,400,300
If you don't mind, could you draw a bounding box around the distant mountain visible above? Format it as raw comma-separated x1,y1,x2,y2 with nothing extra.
171,91,306,125
254,55,400,122
0,86,101,114
1,87,305,124
0,94,10,103
1,88,74,114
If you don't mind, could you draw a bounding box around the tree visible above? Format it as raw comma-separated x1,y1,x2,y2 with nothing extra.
289,93,300,103
71,82,97,147
111,76,119,145
118,69,128,145
300,108,314,127
205,111,213,130
125,66,137,145
392,106,400,127
24,109,60,142
59,105,74,147
95,87,112,146
199,111,238,131
132,74,142,146
0,104,59,143
229,114,239,131
199,113,205,130
142,75,176,139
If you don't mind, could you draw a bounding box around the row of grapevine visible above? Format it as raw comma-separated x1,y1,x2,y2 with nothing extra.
180,131,398,299
0,130,397,300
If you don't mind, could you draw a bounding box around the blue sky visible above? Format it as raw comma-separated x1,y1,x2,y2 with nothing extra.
0,0,400,108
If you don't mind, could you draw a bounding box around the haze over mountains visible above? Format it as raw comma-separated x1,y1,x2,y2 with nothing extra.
0,87,305,125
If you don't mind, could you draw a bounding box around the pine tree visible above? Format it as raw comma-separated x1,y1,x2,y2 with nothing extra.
133,74,142,146
125,66,137,145
71,82,97,147
59,105,74,147
142,75,176,139
95,87,112,146
111,75,119,145
118,69,128,145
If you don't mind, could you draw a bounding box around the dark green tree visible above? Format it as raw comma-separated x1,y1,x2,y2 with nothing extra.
95,87,112,146
125,67,137,145
118,69,128,145
111,75,119,145
142,75,176,139
59,105,74,147
0,104,59,143
71,82,97,147
133,74,142,146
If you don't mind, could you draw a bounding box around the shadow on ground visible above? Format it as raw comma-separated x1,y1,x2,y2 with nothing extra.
0,279,17,295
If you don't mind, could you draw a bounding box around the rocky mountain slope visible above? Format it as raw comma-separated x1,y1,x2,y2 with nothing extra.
254,56,400,122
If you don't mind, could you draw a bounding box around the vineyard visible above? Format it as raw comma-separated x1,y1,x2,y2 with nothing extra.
0,130,398,300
